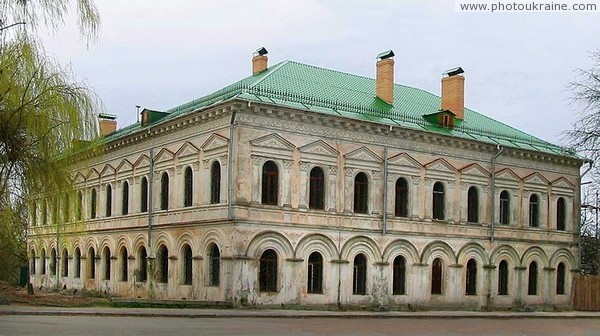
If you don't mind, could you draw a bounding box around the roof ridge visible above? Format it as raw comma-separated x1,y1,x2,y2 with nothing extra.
246,60,290,88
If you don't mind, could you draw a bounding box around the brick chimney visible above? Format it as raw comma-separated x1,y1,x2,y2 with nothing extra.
252,47,268,75
98,113,117,136
376,50,395,105
441,67,465,120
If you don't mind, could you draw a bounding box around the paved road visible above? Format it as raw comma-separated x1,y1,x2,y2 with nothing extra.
1,316,600,336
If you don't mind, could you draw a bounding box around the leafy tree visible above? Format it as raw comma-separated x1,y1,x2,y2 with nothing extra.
0,1,101,283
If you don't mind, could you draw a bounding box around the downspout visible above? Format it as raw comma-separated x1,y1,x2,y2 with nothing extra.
228,111,237,220
147,144,155,297
382,147,389,235
490,145,504,242
578,160,593,269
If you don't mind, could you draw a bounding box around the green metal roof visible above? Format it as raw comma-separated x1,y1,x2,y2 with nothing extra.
104,60,578,158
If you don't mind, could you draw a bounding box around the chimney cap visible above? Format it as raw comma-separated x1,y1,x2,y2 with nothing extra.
98,113,117,120
376,50,395,60
254,47,268,56
443,67,465,77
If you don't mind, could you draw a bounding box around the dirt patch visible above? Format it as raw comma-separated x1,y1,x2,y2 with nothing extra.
0,281,111,307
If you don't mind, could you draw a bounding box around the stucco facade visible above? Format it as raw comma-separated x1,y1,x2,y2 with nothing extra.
28,52,582,309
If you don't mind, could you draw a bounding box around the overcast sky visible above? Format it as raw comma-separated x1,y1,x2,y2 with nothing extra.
41,0,600,147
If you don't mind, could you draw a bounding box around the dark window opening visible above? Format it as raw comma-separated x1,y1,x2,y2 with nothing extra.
61,248,68,277
182,244,193,285
50,248,57,275
90,189,97,219
393,255,406,295
88,247,95,279
41,201,47,225
528,261,538,295
30,250,36,275
556,262,566,295
62,193,70,222
261,161,279,205
395,178,409,217
466,259,477,295
433,182,445,220
354,173,369,214
353,253,367,295
138,247,147,282
106,184,112,217
74,248,81,278
431,258,443,295
122,181,129,215
184,167,193,207
41,249,46,275
309,167,325,210
209,244,220,286
211,161,221,204
157,245,169,283
557,197,566,231
529,194,539,227
498,260,509,295
467,186,479,223
140,177,148,213
160,173,169,210
499,190,510,225
76,191,83,221
120,247,128,282
259,249,277,292
103,247,111,280
307,252,323,294
31,201,37,227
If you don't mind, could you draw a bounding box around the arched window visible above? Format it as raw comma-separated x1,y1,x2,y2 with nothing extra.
184,167,193,207
103,247,111,280
259,249,277,292
556,262,566,295
120,247,128,282
528,261,538,295
354,173,369,214
90,189,97,219
31,201,37,227
157,244,169,283
160,173,169,210
40,249,46,275
529,194,539,227
353,253,367,295
395,178,408,217
140,177,148,213
432,182,445,220
106,184,112,217
50,248,57,275
211,161,221,204
467,187,479,223
209,244,220,286
309,167,325,210
261,161,278,205
182,244,193,285
30,250,36,275
307,252,323,293
62,193,70,222
61,248,69,277
41,200,47,225
557,197,566,231
393,255,406,295
499,190,510,225
466,259,477,295
74,248,81,279
88,247,95,279
76,191,83,221
137,247,147,282
122,181,129,215
498,260,509,295
51,198,58,224
431,258,443,295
